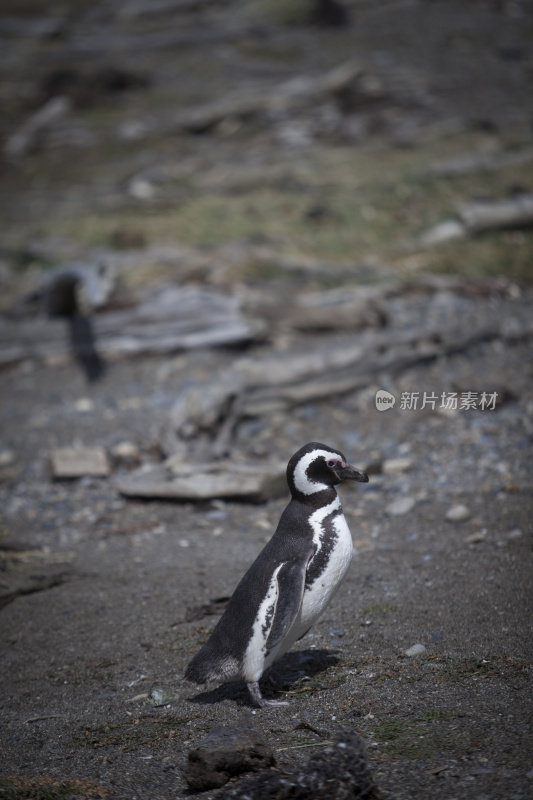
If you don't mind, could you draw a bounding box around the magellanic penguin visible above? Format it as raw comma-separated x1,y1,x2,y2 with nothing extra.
184,442,369,708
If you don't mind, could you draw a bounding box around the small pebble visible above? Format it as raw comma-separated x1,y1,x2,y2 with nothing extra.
382,457,413,474
129,177,156,201
404,643,427,657
0,449,15,466
50,446,110,478
150,686,172,705
508,528,523,540
445,503,471,522
74,397,95,413
111,440,141,466
385,496,416,516
205,509,228,522
467,529,487,544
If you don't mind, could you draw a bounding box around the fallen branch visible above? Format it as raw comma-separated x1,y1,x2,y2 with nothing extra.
429,146,533,178
458,193,533,233
419,193,533,246
0,283,263,368
5,96,71,158
116,284,532,500
175,60,365,133
116,459,287,502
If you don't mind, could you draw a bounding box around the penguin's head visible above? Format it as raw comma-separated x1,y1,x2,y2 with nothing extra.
287,442,369,497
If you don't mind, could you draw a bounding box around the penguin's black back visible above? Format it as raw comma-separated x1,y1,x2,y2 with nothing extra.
184,492,333,684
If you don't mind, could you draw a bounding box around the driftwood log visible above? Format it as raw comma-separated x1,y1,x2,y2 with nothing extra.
0,283,263,369
457,193,533,233
116,459,287,503
114,284,533,501
420,193,533,246
429,146,533,178
175,60,373,134
4,97,71,158
160,318,512,461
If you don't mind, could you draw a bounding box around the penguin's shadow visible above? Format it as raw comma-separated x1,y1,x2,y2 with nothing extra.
187,649,340,707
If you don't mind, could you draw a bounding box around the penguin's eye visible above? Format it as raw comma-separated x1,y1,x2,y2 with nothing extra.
327,459,338,468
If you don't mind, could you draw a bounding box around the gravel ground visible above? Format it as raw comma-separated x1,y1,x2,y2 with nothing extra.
1,300,532,799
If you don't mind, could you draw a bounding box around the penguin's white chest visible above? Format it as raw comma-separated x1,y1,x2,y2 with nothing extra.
244,495,354,678
298,497,354,629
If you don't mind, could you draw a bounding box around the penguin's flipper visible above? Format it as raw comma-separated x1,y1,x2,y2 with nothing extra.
265,552,312,657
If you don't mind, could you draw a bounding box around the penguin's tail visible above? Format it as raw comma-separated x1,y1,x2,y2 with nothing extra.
185,648,240,685
184,656,209,685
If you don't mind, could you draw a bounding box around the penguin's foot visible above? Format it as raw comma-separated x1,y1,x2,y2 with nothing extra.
247,681,289,708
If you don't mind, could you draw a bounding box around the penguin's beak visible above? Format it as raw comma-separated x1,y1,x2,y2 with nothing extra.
335,463,369,483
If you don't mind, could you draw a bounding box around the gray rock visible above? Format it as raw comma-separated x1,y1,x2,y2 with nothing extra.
217,728,378,799
110,440,141,467
149,685,174,706
445,503,471,522
404,643,427,657
419,219,466,247
184,726,275,791
0,449,15,467
385,496,416,516
50,447,110,479
466,529,488,544
382,457,413,474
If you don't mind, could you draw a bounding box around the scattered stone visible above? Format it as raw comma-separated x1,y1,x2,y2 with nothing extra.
217,728,378,799
184,726,275,791
438,403,459,418
382,457,413,474
0,450,15,467
466,529,488,544
74,397,95,413
50,447,110,479
128,177,156,201
445,503,471,522
508,527,523,540
404,643,427,657
385,496,416,516
419,219,466,247
110,440,141,467
149,685,173,706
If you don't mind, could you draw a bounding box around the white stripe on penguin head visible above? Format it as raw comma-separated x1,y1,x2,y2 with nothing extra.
292,447,338,496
